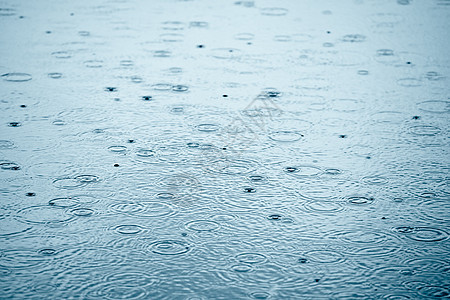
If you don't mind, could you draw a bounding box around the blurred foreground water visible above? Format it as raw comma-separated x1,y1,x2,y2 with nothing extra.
0,0,449,299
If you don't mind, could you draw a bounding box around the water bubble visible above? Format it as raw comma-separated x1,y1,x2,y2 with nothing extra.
1,73,32,82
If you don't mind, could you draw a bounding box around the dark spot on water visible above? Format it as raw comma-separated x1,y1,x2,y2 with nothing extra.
141,95,152,101
381,217,386,220
114,164,120,167
247,42,252,45
181,232,187,237
244,187,256,193
223,94,228,97
339,134,347,138
197,44,204,48
222,147,227,150
8,122,21,127
326,31,331,34
315,279,320,282
70,13,74,16
128,139,135,143
19,16,24,19
11,166,21,170
406,61,411,64
286,167,297,173
26,192,35,197
268,214,282,220
46,31,51,34
105,87,117,92
366,156,371,159
298,258,308,263
20,105,26,108
412,116,421,120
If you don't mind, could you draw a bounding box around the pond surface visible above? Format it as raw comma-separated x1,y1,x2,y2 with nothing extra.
0,0,449,299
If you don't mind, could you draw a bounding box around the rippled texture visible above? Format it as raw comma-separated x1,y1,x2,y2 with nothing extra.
0,0,449,299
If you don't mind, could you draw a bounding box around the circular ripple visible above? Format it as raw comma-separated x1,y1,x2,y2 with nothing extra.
284,165,322,177
260,7,289,16
397,78,422,87
1,72,32,82
52,178,84,189
394,227,448,242
409,125,441,136
211,48,242,59
150,240,191,255
361,176,389,185
115,225,143,235
348,196,374,205
268,131,304,142
417,100,450,113
0,249,52,269
206,159,258,175
108,145,127,152
52,51,71,59
234,33,254,40
236,253,267,264
74,175,100,183
71,208,94,217
417,286,450,298
195,123,220,132
0,140,14,149
304,250,345,264
302,201,344,214
110,202,174,218
48,197,79,208
84,60,103,68
16,206,73,224
185,220,220,232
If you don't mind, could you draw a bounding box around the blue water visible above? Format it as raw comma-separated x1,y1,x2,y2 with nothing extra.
0,0,449,299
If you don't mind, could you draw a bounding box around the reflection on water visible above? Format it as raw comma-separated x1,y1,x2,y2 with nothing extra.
0,0,449,298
